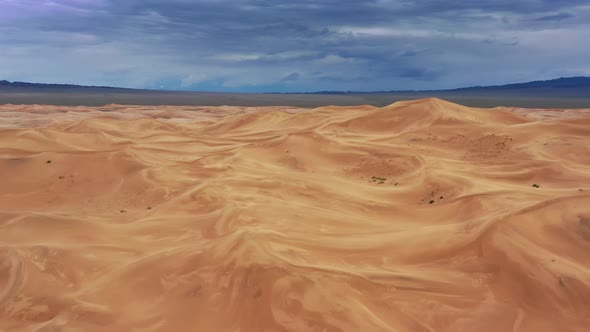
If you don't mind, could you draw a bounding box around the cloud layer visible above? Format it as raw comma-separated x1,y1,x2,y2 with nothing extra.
1,0,589,92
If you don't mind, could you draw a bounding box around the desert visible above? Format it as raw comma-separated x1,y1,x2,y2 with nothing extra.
1,98,589,331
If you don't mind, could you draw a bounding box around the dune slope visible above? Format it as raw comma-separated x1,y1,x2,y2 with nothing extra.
1,99,589,331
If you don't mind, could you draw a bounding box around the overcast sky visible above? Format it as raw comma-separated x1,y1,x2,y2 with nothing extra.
1,0,589,92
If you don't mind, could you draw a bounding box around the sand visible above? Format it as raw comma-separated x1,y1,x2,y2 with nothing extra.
0,98,589,331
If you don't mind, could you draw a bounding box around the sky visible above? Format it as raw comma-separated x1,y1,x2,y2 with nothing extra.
1,0,590,92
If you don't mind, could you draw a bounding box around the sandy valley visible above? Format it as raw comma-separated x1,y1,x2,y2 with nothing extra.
1,98,589,331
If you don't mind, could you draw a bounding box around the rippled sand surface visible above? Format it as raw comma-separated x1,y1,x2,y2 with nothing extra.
1,99,589,331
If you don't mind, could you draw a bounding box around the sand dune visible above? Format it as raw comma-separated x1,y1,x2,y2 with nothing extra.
1,98,589,331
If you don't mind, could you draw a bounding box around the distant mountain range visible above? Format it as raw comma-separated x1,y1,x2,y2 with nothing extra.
452,76,590,91
308,77,590,94
1,77,590,108
0,80,131,90
2,76,590,93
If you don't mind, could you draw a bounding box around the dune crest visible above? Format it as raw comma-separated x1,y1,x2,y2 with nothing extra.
1,100,589,331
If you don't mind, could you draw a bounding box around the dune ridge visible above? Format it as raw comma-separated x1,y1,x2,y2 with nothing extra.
1,98,589,331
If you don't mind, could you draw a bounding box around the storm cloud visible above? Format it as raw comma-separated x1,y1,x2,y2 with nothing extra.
1,0,589,92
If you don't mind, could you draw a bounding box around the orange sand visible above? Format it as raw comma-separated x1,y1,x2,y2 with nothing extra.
1,98,589,331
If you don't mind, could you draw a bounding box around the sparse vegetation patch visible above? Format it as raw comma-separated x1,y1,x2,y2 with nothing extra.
369,176,389,184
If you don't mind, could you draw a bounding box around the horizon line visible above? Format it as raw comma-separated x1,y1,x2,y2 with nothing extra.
2,76,589,94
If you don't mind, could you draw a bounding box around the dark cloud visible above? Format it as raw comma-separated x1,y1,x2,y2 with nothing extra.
1,0,589,91
400,50,426,57
398,68,443,81
535,13,574,21
281,72,301,82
